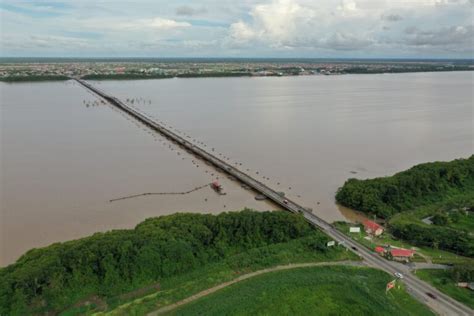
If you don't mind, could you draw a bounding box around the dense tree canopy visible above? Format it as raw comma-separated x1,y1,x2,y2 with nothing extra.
0,210,325,315
336,155,474,218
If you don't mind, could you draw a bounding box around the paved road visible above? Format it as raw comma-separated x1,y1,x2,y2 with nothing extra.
76,79,473,316
149,261,366,315
304,211,472,316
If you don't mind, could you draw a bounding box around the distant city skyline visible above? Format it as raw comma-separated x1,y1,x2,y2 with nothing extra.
1,0,473,58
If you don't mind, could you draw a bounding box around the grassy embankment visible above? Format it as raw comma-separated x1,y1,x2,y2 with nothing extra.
416,269,474,309
0,75,70,82
167,266,434,316
0,210,357,316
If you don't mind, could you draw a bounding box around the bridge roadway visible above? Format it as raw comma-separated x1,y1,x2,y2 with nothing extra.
76,79,473,316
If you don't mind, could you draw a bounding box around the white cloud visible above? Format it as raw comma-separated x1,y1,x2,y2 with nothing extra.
229,21,258,43
148,18,191,29
227,0,317,47
224,0,473,56
0,0,473,57
337,0,358,13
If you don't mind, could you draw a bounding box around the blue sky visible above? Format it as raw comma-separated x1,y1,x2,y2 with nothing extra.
1,0,473,58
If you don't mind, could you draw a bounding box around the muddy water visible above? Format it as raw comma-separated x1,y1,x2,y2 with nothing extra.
97,71,473,220
0,81,276,266
1,72,472,266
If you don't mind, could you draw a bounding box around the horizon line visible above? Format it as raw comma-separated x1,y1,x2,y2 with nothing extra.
1,56,473,61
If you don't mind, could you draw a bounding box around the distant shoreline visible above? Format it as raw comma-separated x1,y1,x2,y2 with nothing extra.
1,68,472,82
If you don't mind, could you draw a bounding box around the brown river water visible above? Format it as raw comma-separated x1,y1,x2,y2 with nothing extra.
1,72,473,266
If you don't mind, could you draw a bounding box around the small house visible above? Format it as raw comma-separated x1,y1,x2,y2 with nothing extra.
375,246,386,255
363,220,384,236
390,248,415,263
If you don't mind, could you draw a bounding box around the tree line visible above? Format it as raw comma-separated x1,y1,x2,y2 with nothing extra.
336,155,474,219
0,210,325,315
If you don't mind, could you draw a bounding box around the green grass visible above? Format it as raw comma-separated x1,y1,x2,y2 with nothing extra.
333,222,474,265
416,269,474,309
446,212,474,231
94,237,358,316
390,192,474,233
167,266,434,316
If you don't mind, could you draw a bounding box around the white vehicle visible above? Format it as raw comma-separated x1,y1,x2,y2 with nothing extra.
394,272,404,279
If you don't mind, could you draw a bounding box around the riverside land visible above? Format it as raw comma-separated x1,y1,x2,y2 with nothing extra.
0,58,473,81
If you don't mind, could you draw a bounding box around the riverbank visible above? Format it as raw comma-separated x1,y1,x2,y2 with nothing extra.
336,155,474,257
0,75,69,82
1,68,473,82
0,211,356,315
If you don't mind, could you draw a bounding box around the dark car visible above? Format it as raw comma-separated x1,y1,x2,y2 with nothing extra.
426,292,437,299
351,246,358,251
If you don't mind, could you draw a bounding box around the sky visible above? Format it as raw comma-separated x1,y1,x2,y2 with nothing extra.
0,0,473,58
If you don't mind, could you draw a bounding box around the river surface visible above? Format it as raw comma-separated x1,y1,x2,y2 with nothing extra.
1,72,473,266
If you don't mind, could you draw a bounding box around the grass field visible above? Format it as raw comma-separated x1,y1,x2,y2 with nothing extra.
95,237,358,316
416,269,474,309
167,266,434,316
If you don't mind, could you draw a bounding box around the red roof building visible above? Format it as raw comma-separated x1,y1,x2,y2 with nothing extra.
390,248,414,257
375,246,385,254
390,248,415,262
363,220,384,236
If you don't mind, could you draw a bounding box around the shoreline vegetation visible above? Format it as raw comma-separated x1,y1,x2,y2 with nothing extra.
335,155,474,257
0,210,357,316
0,75,70,82
0,67,473,82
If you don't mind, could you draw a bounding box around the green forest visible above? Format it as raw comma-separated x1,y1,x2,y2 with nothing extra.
336,155,474,218
0,210,334,315
336,156,474,257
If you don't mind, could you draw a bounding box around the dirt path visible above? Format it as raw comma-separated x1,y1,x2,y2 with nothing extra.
148,260,366,316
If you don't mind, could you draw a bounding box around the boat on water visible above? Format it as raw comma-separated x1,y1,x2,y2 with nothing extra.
211,180,225,195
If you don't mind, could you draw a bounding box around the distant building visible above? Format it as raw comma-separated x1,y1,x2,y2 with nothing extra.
363,220,384,236
390,248,415,263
